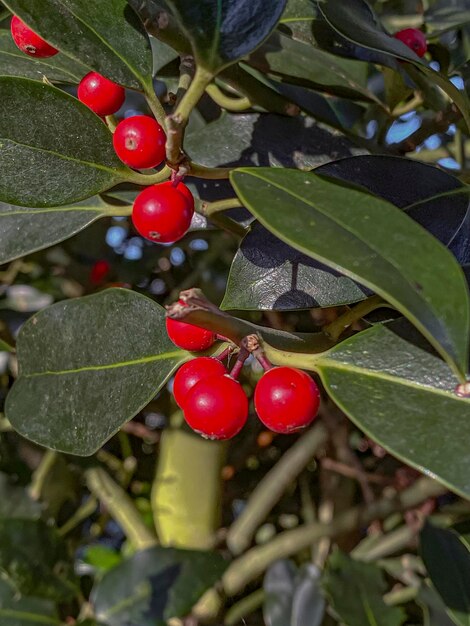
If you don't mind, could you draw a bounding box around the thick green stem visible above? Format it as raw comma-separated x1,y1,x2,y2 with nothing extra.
29,450,57,501
175,66,214,122
323,295,388,342
222,477,445,596
384,585,419,606
187,163,233,179
227,423,328,555
59,497,98,537
144,83,167,127
224,589,265,625
85,466,157,550
205,83,252,112
352,524,415,562
125,165,171,186
199,198,243,217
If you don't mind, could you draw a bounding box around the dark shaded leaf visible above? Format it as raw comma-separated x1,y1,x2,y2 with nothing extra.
6,289,187,456
0,77,130,207
316,325,470,498
0,473,41,519
92,546,227,626
322,549,405,626
165,0,287,74
230,166,470,377
3,0,153,90
0,518,77,601
417,582,456,626
421,521,470,626
0,578,60,626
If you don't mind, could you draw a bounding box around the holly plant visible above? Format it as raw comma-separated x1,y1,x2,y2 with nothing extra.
2,0,470,624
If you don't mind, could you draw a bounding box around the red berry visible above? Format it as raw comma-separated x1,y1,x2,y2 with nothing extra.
113,115,166,169
11,15,58,58
254,367,320,434
132,183,194,243
90,259,111,285
166,302,215,351
394,28,427,57
160,181,195,212
77,72,125,117
184,374,248,440
173,357,226,408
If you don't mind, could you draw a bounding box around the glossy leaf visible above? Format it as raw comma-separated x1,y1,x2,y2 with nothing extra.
165,0,287,73
421,521,470,626
0,518,77,601
92,546,227,626
230,167,470,376
319,0,470,131
6,289,187,456
0,579,60,626
0,29,88,82
0,77,130,207
315,324,470,498
417,583,456,626
3,0,153,89
224,156,468,310
0,196,121,264
322,549,405,626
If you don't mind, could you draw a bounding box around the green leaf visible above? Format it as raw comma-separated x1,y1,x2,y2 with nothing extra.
0,518,77,601
417,582,457,626
165,0,287,74
6,289,187,456
0,29,88,82
230,167,470,377
315,324,470,498
318,0,470,132
83,545,123,574
0,473,41,519
3,0,153,90
0,196,120,264
421,521,470,626
0,77,131,208
322,549,405,626
0,578,60,626
92,546,227,626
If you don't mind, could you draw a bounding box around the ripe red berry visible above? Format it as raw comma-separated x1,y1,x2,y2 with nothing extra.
89,259,111,285
394,28,427,57
166,302,215,351
160,181,195,212
77,72,125,117
173,357,226,408
10,15,58,58
113,115,166,169
184,374,249,439
132,183,194,243
254,367,320,434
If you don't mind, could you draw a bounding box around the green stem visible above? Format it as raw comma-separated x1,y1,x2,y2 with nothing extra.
175,66,214,123
58,497,98,537
227,423,328,555
209,213,248,239
144,83,167,127
125,165,171,186
224,589,265,625
188,162,233,179
205,83,253,112
85,466,157,550
199,198,243,217
29,450,57,501
352,524,415,562
384,585,419,606
323,295,388,342
104,205,133,217
222,477,445,597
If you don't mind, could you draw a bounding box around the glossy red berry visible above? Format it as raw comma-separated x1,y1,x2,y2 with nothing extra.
113,115,166,169
132,183,194,243
159,181,195,212
11,15,58,58
77,72,125,117
394,28,427,57
173,357,226,408
184,374,249,439
166,302,215,351
89,259,111,285
254,367,320,434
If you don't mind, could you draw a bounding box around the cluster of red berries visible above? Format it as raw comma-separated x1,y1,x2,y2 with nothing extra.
166,308,321,440
11,16,194,246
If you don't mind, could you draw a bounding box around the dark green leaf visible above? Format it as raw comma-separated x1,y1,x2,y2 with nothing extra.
0,29,88,82
92,546,227,626
322,549,405,626
3,0,153,90
230,167,470,377
165,0,287,74
0,77,131,207
0,473,41,519
0,196,120,264
426,5,470,36
319,0,470,131
417,582,456,626
0,518,77,601
0,338,14,352
421,522,470,626
6,289,187,456
315,324,470,498
0,579,60,626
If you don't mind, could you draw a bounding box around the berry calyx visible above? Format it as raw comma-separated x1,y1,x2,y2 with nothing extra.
132,183,194,244
77,72,125,117
166,301,215,351
10,16,58,58
394,28,427,57
113,115,166,169
254,367,320,434
184,374,249,440
173,357,226,408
